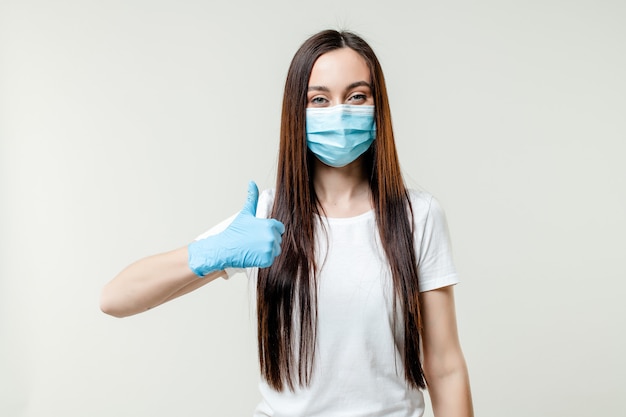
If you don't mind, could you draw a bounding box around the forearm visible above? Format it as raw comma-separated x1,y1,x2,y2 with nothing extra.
426,360,473,417
100,246,224,318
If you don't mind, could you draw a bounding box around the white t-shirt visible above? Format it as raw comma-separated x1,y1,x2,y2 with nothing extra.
198,189,459,417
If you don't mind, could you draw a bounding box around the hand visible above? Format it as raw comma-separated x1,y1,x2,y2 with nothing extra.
188,181,285,277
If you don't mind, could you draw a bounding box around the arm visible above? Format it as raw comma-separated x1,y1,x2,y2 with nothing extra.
100,181,284,318
100,246,225,318
420,285,474,417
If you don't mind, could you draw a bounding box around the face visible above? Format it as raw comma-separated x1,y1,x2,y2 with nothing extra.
307,48,374,108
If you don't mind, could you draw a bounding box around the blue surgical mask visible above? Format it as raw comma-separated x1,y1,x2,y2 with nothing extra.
306,105,376,167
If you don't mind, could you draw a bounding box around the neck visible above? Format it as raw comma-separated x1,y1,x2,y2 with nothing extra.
312,157,372,217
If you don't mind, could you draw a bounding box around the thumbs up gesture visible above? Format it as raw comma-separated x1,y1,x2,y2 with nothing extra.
188,181,285,277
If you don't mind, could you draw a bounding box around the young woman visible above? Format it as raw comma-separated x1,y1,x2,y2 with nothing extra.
101,29,473,417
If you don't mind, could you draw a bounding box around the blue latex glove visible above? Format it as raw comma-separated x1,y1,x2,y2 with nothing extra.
188,181,285,277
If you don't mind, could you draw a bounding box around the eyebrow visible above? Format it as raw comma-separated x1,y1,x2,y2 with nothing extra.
307,81,372,93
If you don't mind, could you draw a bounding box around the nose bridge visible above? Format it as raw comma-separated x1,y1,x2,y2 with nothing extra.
328,92,345,107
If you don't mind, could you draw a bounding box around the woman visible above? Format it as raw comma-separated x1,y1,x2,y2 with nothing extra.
101,29,473,417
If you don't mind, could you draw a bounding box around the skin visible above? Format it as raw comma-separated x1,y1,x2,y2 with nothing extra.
101,46,473,416
100,247,223,317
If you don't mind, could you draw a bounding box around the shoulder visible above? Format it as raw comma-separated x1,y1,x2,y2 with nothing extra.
406,189,451,236
407,189,443,221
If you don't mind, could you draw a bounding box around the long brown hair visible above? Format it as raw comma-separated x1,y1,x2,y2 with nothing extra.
256,29,425,391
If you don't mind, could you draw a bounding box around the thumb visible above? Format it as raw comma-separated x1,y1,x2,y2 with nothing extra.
241,181,259,216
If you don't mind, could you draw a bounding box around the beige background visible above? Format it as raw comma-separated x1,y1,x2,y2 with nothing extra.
1,0,625,416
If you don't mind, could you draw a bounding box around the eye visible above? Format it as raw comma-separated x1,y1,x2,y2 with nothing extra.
348,93,368,103
309,96,329,107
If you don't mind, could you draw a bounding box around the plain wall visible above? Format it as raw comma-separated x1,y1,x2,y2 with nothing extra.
1,0,625,416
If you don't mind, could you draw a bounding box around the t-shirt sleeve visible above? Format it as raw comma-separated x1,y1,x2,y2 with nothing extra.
415,194,460,292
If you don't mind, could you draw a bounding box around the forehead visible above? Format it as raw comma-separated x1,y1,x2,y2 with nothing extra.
308,47,371,87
